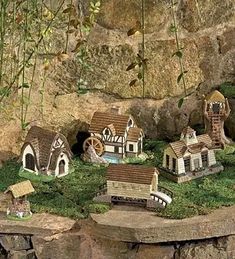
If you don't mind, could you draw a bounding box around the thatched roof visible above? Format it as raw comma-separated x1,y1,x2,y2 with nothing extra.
206,90,225,103
21,126,72,171
5,180,35,198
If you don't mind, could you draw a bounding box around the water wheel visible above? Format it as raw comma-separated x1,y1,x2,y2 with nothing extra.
83,136,104,156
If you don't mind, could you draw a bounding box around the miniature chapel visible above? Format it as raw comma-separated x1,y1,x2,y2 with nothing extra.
5,180,35,219
20,126,72,177
162,127,223,183
84,106,143,161
203,90,231,149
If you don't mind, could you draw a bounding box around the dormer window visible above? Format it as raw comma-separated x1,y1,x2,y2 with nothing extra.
128,119,133,127
104,129,110,135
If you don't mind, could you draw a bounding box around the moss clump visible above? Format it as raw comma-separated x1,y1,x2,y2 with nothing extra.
219,82,235,98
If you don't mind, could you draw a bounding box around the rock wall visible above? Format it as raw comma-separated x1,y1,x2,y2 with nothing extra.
0,231,234,259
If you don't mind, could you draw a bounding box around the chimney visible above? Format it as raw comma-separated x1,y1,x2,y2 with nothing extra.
110,105,121,114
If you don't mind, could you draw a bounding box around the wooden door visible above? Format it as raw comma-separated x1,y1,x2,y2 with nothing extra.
59,160,65,175
194,158,200,170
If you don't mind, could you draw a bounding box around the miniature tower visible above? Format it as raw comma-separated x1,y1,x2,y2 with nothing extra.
203,90,231,149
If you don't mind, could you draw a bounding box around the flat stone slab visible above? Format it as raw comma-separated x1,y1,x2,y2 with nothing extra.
91,205,235,243
0,212,76,236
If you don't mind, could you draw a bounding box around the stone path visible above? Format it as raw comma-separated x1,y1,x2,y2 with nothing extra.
91,205,235,243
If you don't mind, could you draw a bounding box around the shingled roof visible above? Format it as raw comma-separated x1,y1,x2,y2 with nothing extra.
169,134,212,158
127,127,143,141
5,180,35,198
89,112,131,136
107,164,158,185
181,126,195,136
21,126,72,170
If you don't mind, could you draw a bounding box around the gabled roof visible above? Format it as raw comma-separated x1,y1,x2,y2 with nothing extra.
5,180,35,198
21,126,72,170
181,126,195,136
169,134,212,158
89,112,131,136
206,90,225,103
107,164,158,185
127,127,143,141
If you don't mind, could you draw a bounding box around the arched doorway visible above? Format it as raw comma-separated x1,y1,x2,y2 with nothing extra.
59,160,65,175
25,154,35,171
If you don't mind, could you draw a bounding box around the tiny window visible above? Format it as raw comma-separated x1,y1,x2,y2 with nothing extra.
166,155,170,168
114,146,119,153
172,158,176,172
188,133,194,139
129,144,134,152
104,129,109,135
128,119,133,127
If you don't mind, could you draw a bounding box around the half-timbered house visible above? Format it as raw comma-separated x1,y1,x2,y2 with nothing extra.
88,108,143,159
20,126,72,177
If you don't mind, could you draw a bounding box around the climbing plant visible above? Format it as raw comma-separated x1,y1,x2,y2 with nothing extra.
126,0,148,99
169,0,188,108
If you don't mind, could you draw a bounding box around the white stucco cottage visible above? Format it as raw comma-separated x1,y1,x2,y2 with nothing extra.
162,127,222,182
20,126,72,177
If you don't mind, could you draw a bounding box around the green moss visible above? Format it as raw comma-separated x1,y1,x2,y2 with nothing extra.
219,82,235,98
19,168,54,182
0,144,235,220
7,214,32,221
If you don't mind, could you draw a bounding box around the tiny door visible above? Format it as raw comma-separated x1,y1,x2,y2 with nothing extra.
194,159,200,170
59,160,65,175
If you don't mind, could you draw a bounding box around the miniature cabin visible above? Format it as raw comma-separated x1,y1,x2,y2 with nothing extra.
162,127,217,176
21,126,72,177
106,164,159,200
204,90,231,149
4,180,35,218
87,107,143,159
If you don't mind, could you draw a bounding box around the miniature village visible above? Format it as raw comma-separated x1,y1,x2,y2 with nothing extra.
0,90,234,221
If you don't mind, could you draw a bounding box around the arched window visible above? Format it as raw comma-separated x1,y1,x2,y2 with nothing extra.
59,160,65,175
25,154,35,171
104,128,110,135
128,119,133,127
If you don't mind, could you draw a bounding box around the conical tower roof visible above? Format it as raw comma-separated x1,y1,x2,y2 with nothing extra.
205,90,225,103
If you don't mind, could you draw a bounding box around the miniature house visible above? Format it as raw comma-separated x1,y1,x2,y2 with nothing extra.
204,90,231,149
85,107,143,160
107,164,159,199
4,180,35,218
162,127,223,183
21,126,72,177
94,164,172,208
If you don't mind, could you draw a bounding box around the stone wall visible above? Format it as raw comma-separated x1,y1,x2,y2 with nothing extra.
0,232,234,259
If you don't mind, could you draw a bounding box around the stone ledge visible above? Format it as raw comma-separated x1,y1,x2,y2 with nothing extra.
90,205,235,243
0,212,76,236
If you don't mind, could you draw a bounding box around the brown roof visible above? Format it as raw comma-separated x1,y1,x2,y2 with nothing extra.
181,126,195,136
21,126,72,171
127,127,143,141
5,180,35,198
206,90,225,103
107,164,158,185
89,112,131,136
169,134,212,158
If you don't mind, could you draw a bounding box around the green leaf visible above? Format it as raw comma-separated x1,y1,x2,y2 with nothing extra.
172,50,183,58
19,83,30,89
129,79,137,87
170,24,177,32
177,71,188,84
137,72,143,80
22,122,30,130
126,62,137,71
178,98,184,108
0,87,11,97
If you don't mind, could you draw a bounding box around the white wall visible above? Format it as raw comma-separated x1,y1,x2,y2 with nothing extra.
54,152,70,177
22,144,38,174
208,150,216,166
126,141,137,153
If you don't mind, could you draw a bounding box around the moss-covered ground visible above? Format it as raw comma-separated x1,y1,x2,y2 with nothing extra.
0,140,234,219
